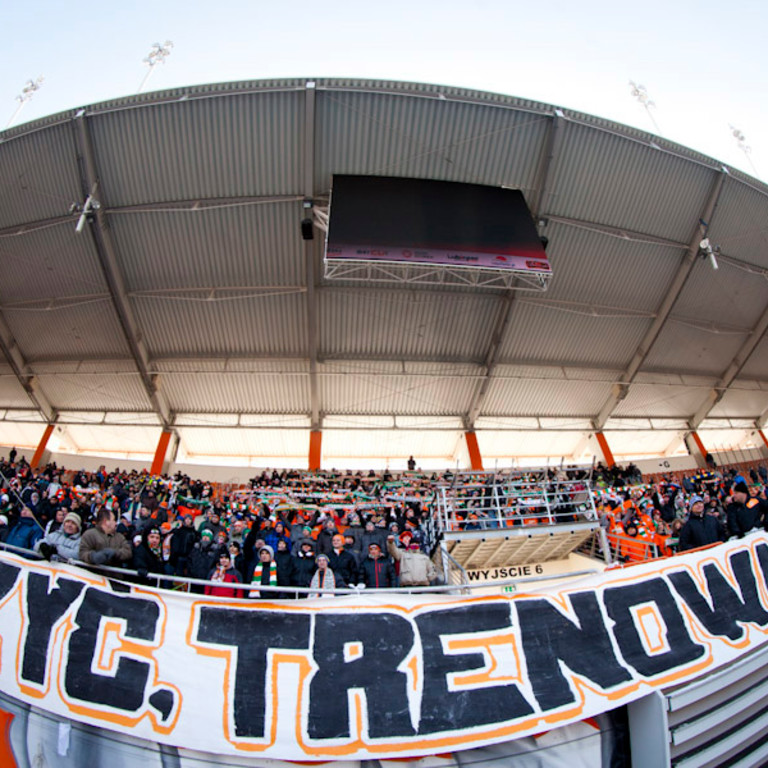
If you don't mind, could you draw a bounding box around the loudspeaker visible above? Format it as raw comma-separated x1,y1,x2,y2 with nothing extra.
301,218,314,240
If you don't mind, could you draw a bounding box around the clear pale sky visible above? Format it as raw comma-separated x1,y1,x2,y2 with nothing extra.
1,0,765,179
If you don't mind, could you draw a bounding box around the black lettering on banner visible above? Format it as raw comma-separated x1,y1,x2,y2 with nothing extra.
196,607,310,739
308,612,415,740
22,573,83,686
752,543,768,595
669,551,768,641
65,587,169,717
0,561,20,601
604,578,705,677
516,593,632,710
415,603,533,734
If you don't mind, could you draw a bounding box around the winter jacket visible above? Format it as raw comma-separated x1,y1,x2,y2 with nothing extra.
387,539,437,586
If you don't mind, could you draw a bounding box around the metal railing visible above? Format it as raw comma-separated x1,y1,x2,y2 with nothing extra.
0,540,600,597
433,470,598,534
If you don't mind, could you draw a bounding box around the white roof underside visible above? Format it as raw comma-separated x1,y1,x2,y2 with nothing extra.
0,79,766,468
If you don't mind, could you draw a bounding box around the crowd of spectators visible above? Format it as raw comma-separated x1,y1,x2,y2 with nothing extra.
596,463,768,561
0,453,443,596
0,449,766,590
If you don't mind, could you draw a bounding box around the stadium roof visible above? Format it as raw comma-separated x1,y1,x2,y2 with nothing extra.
0,78,766,468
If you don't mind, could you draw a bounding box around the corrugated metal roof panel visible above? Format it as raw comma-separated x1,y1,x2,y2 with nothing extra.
160,372,309,413
0,376,35,408
315,89,549,194
671,259,767,330
709,386,768,419
547,120,715,242
613,382,711,418
318,368,477,415
88,90,304,207
709,178,768,270
499,301,649,367
481,378,612,417
153,359,309,374
541,220,683,310
740,337,768,379
109,200,305,292
319,288,498,360
0,221,107,303
0,123,81,229
5,301,130,360
134,291,308,357
36,372,150,410
642,320,746,374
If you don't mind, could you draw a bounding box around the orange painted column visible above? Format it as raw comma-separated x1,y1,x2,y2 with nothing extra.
309,430,322,471
151,430,172,476
31,424,54,470
465,431,484,471
594,431,615,467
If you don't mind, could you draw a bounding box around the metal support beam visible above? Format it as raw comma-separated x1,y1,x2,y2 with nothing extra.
74,112,171,428
0,313,56,422
530,111,564,219
463,292,516,429
592,168,728,430
303,81,321,431
690,300,768,428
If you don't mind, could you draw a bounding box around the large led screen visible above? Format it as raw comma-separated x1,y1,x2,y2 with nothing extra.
325,176,551,274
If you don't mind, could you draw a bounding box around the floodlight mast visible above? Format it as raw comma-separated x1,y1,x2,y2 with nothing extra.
628,80,662,135
138,41,174,93
729,124,760,178
5,77,44,129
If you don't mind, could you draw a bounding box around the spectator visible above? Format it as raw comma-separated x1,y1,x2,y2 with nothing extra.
5,507,44,552
205,551,242,598
291,540,317,597
169,514,199,577
726,482,759,538
358,542,397,588
273,539,294,598
132,527,166,585
309,553,336,598
37,512,82,561
679,496,726,551
250,545,278,598
386,536,436,587
328,533,357,587
78,508,132,567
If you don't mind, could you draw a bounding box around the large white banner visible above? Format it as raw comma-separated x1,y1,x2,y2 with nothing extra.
1,535,767,760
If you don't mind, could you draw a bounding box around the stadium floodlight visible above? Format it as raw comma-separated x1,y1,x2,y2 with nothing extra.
5,77,44,129
628,80,661,135
138,41,174,93
729,124,760,177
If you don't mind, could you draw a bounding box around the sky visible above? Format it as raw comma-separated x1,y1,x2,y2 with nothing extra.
1,0,766,180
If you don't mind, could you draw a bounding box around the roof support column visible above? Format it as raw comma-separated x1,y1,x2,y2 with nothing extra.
309,430,322,471
684,431,709,469
31,424,55,470
465,431,483,471
303,80,321,433
594,431,615,468
151,429,173,476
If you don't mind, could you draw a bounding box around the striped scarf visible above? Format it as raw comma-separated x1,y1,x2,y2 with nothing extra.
309,567,336,598
250,561,277,597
